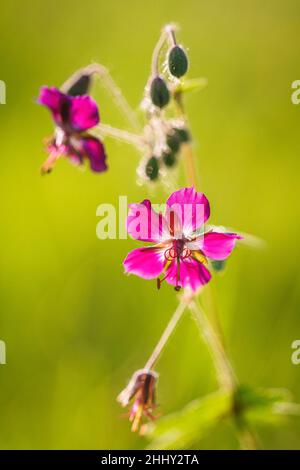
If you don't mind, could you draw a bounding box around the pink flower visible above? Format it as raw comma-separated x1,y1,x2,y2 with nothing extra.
123,187,241,292
38,86,107,174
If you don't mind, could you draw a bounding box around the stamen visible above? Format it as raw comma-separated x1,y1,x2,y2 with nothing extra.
164,247,176,260
156,257,172,289
169,211,175,237
181,247,191,259
131,404,143,433
157,273,168,289
193,250,208,265
41,150,61,175
175,256,181,291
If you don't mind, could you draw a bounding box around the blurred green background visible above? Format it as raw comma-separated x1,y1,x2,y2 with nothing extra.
0,0,299,449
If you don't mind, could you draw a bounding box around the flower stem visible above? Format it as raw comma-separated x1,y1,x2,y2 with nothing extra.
189,299,237,391
234,417,260,450
181,142,198,189
62,63,140,132
173,90,199,189
151,24,178,75
189,298,259,449
144,298,187,370
164,24,178,47
174,83,258,446
151,29,168,76
93,123,146,151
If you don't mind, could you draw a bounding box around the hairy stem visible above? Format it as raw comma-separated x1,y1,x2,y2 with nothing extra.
173,91,199,189
181,142,198,189
189,299,258,449
172,73,258,448
93,122,146,151
165,24,178,46
189,300,237,391
203,283,228,351
144,298,187,370
234,417,260,450
151,28,168,76
62,63,140,132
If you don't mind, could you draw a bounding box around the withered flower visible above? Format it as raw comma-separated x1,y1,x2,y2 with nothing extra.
117,369,158,433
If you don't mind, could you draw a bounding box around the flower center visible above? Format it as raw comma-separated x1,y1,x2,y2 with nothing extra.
157,239,192,291
164,239,191,261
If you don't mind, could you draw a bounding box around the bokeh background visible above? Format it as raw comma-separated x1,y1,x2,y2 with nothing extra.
0,0,299,449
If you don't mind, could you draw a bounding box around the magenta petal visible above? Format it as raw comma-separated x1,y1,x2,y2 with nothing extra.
123,246,165,279
202,232,241,260
166,187,210,236
69,95,99,131
166,257,211,291
38,86,70,126
81,137,107,172
127,200,169,243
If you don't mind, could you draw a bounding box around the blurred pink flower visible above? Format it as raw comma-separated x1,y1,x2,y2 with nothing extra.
38,86,107,174
124,187,241,291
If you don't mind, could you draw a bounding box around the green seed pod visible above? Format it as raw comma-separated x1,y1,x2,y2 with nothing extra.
173,127,191,143
168,46,189,78
145,156,159,180
163,151,177,167
211,259,226,272
150,76,170,108
166,132,180,153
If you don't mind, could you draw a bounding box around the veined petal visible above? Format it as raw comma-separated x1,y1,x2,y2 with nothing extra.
166,187,210,237
166,257,211,291
69,95,99,131
81,137,107,172
201,232,241,260
123,246,165,279
38,86,70,127
127,200,170,243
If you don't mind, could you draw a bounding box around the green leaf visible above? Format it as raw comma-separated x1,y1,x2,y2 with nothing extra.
235,385,300,425
145,390,232,450
174,78,208,95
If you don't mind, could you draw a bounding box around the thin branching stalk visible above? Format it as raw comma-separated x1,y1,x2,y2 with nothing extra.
189,300,259,449
234,417,260,450
165,23,178,47
144,298,187,370
181,142,198,189
62,63,140,131
93,122,146,151
167,39,259,446
151,29,168,76
189,300,237,391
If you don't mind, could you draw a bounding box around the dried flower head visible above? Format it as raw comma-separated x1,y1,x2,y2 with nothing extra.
117,369,158,433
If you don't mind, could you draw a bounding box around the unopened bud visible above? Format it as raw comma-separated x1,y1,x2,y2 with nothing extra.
163,151,177,167
145,156,159,180
66,74,91,96
166,132,180,153
174,127,191,143
150,76,170,108
168,46,188,78
211,260,226,272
